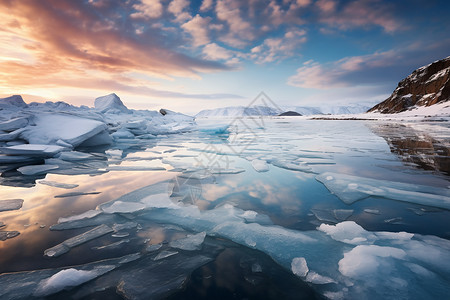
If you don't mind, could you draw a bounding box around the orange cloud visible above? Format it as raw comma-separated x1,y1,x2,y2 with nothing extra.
0,0,229,97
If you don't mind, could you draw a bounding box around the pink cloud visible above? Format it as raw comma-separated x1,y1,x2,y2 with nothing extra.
131,0,163,19
0,0,229,94
181,14,212,47
317,0,404,33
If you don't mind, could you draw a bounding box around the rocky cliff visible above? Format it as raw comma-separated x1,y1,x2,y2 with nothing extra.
368,56,450,113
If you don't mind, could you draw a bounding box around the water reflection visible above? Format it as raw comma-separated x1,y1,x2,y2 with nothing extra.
370,123,450,175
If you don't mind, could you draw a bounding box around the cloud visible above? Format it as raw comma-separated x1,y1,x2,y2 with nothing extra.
250,29,307,63
168,0,192,23
200,0,214,12
181,14,211,47
0,0,232,95
287,39,450,89
203,43,233,60
131,0,163,19
316,0,404,32
216,0,255,48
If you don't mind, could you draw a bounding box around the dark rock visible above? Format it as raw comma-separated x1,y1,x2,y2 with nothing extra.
368,56,450,113
278,111,302,116
160,109,167,116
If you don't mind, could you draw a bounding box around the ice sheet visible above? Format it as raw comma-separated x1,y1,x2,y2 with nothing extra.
316,172,450,208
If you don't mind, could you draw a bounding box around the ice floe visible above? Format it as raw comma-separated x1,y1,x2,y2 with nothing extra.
0,199,23,212
44,224,113,257
316,172,450,209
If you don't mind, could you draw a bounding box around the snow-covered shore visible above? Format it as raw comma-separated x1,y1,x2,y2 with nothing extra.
0,93,195,162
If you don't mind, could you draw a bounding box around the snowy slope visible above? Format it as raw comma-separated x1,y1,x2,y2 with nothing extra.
369,56,450,113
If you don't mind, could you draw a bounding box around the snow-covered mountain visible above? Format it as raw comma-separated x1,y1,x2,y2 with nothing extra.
368,56,450,113
195,106,282,117
196,104,370,117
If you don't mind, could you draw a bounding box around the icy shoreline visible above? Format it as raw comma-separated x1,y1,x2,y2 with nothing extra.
0,93,195,169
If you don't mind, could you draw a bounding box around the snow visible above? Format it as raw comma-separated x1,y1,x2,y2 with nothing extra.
0,117,28,131
33,267,114,297
21,114,108,147
0,95,27,109
94,93,130,114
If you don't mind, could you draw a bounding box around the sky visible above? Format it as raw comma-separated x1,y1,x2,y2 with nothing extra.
0,0,449,114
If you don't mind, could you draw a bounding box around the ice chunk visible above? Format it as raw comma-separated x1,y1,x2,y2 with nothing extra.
38,180,79,189
57,151,95,161
169,232,206,251
50,214,121,231
140,193,179,209
363,209,380,215
101,201,146,214
94,93,130,114
251,159,269,172
0,144,65,157
54,191,101,198
111,129,134,139
112,222,138,232
0,231,20,241
333,209,353,221
291,257,309,277
33,266,115,297
338,245,406,278
17,164,59,175
146,243,163,252
44,224,113,257
112,232,129,238
21,114,109,147
318,221,377,245
0,117,28,131
0,154,35,163
0,253,137,299
0,199,23,212
92,239,130,250
305,272,336,284
58,210,102,224
106,166,165,171
154,250,179,261
270,159,314,173
316,172,450,209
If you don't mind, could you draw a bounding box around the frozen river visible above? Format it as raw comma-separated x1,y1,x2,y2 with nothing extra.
0,118,449,299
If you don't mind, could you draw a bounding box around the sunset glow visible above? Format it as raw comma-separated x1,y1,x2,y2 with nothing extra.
1,0,449,113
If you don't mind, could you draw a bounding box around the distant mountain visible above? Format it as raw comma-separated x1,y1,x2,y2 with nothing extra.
196,104,369,117
278,111,302,116
368,56,450,113
195,106,282,117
